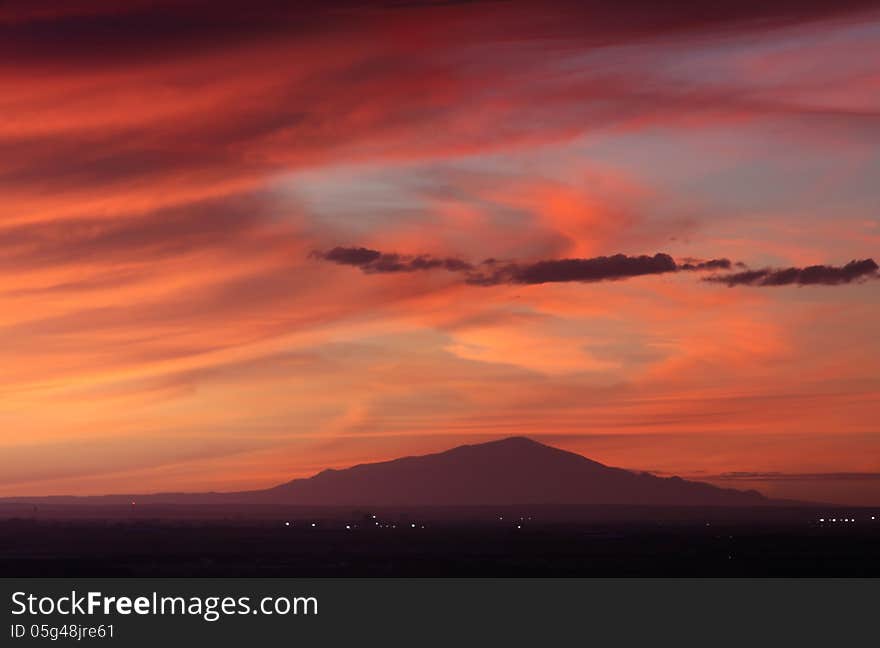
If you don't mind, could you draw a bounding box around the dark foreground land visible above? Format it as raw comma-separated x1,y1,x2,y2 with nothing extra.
1,505,879,577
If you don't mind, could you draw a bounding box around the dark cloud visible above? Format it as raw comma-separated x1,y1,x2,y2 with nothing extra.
318,247,880,289
320,246,382,266
705,259,879,287
313,247,474,274
471,253,678,285
679,258,733,271
314,247,735,285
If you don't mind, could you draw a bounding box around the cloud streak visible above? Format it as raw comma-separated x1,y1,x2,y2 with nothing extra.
472,253,681,285
705,259,879,287
314,246,735,285
316,246,880,289
315,247,473,274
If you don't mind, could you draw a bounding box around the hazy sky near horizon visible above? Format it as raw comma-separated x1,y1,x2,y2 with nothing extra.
2,0,879,504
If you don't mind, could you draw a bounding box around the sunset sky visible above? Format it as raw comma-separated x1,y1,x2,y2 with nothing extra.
2,0,879,504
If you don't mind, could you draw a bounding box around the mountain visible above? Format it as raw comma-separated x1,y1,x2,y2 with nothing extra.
1,437,769,508
256,436,767,506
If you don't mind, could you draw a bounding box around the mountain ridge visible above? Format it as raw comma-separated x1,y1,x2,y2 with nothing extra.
258,436,767,506
0,436,772,507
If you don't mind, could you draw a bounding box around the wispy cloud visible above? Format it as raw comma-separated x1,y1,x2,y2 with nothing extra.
313,247,473,274
705,259,878,287
314,246,734,283
315,246,880,289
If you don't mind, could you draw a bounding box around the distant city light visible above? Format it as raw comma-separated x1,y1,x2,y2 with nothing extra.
284,521,290,527
311,523,316,527
411,523,416,528
345,525,351,529
517,525,522,529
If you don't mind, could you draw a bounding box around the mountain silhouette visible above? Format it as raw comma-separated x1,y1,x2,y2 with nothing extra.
256,436,767,506
1,436,771,508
